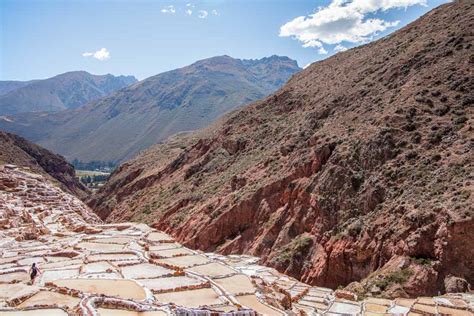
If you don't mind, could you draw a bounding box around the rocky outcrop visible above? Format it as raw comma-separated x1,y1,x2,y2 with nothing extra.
90,1,474,297
0,131,88,199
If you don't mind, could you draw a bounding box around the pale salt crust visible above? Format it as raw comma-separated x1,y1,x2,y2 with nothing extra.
1,165,474,315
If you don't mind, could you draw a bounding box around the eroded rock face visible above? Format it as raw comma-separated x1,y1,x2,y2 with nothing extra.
0,131,88,199
89,1,474,298
445,276,470,294
2,166,474,315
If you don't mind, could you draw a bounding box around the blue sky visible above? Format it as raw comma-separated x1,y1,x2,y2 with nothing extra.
1,0,450,81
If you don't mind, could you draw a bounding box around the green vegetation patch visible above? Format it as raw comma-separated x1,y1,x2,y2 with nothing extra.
272,235,313,266
374,268,413,290
411,256,433,266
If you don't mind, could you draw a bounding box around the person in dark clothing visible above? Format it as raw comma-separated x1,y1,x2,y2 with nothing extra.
29,263,41,284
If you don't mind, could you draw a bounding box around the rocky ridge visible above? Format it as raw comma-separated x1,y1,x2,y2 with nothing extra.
90,0,474,298
1,165,474,315
0,71,137,115
0,80,36,96
0,131,88,199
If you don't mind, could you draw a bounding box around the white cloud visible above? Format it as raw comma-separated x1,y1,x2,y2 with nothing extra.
82,48,110,61
302,40,323,48
301,40,327,55
334,44,348,52
349,0,427,13
303,62,312,69
161,5,176,14
161,4,217,19
198,10,208,19
280,0,426,52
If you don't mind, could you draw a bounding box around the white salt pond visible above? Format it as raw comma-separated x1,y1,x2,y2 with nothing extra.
148,243,182,251
186,262,236,277
1,309,68,316
154,288,223,308
87,253,139,262
146,232,174,242
76,241,125,252
96,308,168,316
121,263,174,279
138,276,206,292
40,268,80,285
82,261,116,274
213,274,255,294
150,247,194,258
52,278,148,300
18,291,80,309
0,283,39,300
0,271,29,283
155,255,209,268
236,294,285,315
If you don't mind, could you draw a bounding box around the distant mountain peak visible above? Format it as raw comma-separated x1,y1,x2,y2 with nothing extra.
0,72,137,115
191,55,300,68
0,55,300,163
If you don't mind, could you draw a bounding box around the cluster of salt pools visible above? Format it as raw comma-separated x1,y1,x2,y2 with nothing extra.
1,165,473,316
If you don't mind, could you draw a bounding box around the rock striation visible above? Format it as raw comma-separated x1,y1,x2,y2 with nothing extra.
90,0,474,298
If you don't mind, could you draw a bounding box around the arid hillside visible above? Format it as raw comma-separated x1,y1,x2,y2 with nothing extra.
0,71,137,115
0,56,300,164
0,131,88,199
90,1,474,298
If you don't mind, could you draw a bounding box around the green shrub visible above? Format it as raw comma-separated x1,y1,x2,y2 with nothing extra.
411,257,433,266
273,235,313,265
374,268,412,290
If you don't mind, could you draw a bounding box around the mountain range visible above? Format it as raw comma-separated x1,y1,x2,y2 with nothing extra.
0,55,300,164
0,71,137,115
0,80,37,96
89,1,474,298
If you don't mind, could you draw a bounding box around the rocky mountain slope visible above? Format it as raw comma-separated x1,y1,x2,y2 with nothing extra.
0,71,137,115
0,80,36,96
3,166,473,315
90,1,474,298
0,55,300,164
0,131,88,199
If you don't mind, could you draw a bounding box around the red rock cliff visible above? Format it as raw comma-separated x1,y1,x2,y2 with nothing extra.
90,1,474,297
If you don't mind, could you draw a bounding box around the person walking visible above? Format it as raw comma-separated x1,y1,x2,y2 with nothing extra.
29,263,41,284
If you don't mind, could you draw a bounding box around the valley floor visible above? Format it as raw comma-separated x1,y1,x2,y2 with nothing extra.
0,165,473,315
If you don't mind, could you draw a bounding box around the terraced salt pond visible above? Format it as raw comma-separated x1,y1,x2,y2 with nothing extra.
53,279,148,300
154,288,224,307
18,291,80,309
121,263,174,279
97,309,168,316
1,165,474,315
138,276,206,292
2,309,69,316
